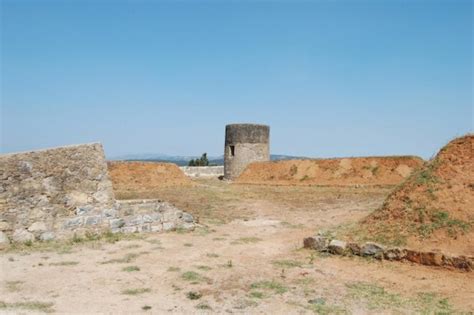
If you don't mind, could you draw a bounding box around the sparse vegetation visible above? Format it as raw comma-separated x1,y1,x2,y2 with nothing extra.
181,271,210,284
232,237,262,244
250,280,288,294
195,302,212,310
186,291,202,300
345,282,455,313
121,288,151,295
49,261,79,266
122,265,140,272
0,301,54,313
167,266,181,272
272,259,303,268
101,253,139,264
5,281,23,292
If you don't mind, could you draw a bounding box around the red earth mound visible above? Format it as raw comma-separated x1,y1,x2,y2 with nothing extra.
235,156,424,186
359,135,474,256
107,162,193,194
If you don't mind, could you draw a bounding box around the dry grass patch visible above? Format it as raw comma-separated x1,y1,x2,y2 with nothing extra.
121,288,151,295
0,301,54,313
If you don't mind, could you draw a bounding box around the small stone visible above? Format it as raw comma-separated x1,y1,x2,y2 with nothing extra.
182,213,194,223
361,242,385,256
347,242,361,256
85,215,101,226
121,226,137,233
151,224,163,232
102,208,118,218
39,231,55,241
0,231,10,249
109,218,125,229
28,221,47,233
63,217,84,229
12,229,35,243
420,252,444,266
384,248,406,261
163,222,176,231
75,205,94,216
0,221,11,231
303,236,328,251
142,215,153,223
150,213,162,222
129,215,143,226
328,239,347,255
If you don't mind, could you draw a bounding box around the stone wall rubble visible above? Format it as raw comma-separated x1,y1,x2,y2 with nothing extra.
303,235,473,271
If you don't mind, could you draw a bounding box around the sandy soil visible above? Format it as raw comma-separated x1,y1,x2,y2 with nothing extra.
236,156,424,186
1,179,473,314
107,161,193,195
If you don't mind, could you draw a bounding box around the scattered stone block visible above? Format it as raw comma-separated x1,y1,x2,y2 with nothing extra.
39,231,56,241
361,242,385,256
347,242,361,255
12,229,35,243
303,236,328,251
109,218,125,229
328,239,347,255
0,231,10,249
28,221,47,233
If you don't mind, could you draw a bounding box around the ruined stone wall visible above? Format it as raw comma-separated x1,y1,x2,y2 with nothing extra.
180,166,224,178
0,143,195,247
0,143,115,242
224,124,270,180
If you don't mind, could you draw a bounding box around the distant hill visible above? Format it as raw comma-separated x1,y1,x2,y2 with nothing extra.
109,154,307,166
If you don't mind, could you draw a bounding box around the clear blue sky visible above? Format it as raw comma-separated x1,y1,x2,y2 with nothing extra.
1,0,472,159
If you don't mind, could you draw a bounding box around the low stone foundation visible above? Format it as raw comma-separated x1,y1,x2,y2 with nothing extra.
0,143,196,249
180,166,224,178
303,235,473,271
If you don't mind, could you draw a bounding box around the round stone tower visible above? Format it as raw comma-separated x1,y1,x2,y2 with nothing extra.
224,123,270,180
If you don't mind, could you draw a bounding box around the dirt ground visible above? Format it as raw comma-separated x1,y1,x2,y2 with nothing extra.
1,178,473,314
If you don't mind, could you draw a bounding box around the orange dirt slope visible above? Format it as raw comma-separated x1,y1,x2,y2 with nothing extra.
107,161,193,194
359,134,474,256
235,156,424,186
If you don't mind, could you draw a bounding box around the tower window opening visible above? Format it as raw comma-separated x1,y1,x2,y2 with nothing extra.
230,145,235,156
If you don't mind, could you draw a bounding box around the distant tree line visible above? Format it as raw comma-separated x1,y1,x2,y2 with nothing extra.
188,153,209,167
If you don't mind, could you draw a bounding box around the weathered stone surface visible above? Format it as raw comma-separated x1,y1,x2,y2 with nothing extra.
102,208,117,218
75,205,94,216
361,242,385,256
163,222,176,231
384,248,406,261
28,221,47,233
182,213,194,223
0,221,11,231
0,231,10,249
109,218,125,229
0,143,114,237
347,242,361,256
151,224,163,232
85,215,102,226
63,217,84,229
12,229,35,243
39,231,56,241
121,226,137,233
328,240,347,255
303,236,328,251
